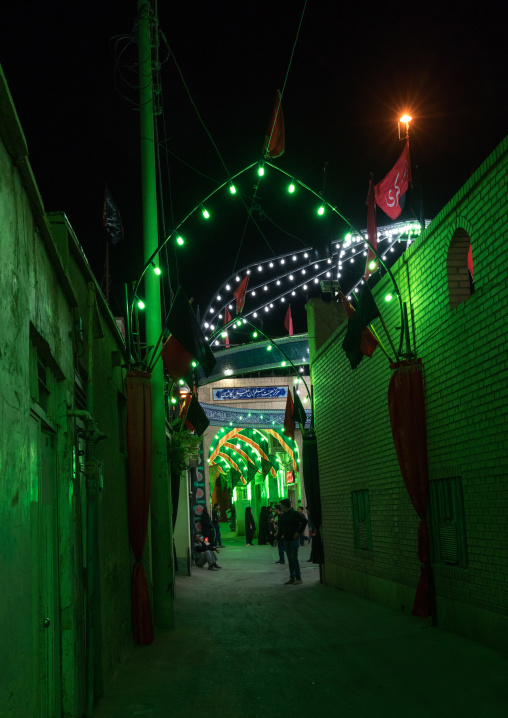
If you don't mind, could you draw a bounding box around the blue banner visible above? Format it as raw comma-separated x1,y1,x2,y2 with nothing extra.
213,386,288,401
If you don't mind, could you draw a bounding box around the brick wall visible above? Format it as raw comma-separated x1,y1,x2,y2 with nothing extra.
309,136,508,648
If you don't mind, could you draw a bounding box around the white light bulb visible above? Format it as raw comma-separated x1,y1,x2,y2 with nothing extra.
314,264,318,269
270,303,273,308
210,324,215,330
258,266,262,271
215,340,219,346
264,285,268,291
236,276,240,282
281,297,285,302
264,307,269,312
217,295,222,301
281,259,285,264
204,336,208,340
204,322,209,328
326,272,330,277
303,284,308,290
293,255,297,261
229,304,233,310
363,251,367,256
209,307,214,313
269,262,274,268
304,252,308,258
247,269,251,274
292,291,296,296
277,280,281,285
226,284,231,291
314,278,319,283
350,258,354,263
289,274,294,280
302,269,306,274
243,319,246,324
253,312,258,317
338,273,341,277
252,290,256,296
328,258,331,264
336,243,340,249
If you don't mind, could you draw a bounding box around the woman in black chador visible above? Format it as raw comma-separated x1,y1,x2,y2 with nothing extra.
245,506,256,545
257,506,269,545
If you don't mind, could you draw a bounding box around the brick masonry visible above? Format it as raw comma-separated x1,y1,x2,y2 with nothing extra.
308,136,508,649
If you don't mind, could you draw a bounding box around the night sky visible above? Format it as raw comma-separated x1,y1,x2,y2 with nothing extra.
1,1,506,334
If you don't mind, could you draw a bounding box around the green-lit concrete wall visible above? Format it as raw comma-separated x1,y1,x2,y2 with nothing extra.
0,69,134,717
309,136,508,651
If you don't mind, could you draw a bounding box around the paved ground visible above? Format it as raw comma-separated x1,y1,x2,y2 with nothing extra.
94,530,508,718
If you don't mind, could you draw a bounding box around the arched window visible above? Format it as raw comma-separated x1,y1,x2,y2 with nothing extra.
447,228,474,309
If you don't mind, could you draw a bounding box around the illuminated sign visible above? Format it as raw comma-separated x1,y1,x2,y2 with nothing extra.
286,470,295,484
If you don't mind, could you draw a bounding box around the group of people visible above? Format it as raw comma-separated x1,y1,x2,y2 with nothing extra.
195,500,315,585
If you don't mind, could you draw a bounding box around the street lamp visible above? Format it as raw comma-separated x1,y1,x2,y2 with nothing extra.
398,114,412,140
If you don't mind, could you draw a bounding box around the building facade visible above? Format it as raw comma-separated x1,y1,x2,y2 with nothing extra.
307,136,508,650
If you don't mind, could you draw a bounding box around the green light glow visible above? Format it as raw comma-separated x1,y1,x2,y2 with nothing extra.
252,331,258,338
153,266,161,275
202,207,210,219
318,205,325,216
281,361,286,366
266,345,272,351
288,182,295,193
345,232,352,242
179,379,184,385
369,260,376,270
191,361,197,367
221,332,227,337
176,235,184,246
171,397,177,404
229,184,237,194
236,321,242,327
137,299,145,309
258,165,265,177
385,293,393,302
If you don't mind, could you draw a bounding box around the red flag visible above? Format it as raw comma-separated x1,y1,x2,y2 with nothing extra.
339,291,378,361
234,275,249,314
365,179,378,280
283,389,295,440
224,307,231,348
374,140,411,219
263,90,285,159
467,245,474,279
161,336,192,382
284,304,293,336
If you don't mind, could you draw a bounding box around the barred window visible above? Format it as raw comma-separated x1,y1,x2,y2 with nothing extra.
429,477,468,567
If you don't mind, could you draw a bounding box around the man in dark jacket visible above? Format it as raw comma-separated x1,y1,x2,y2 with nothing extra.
212,503,225,547
277,498,307,584
274,504,285,564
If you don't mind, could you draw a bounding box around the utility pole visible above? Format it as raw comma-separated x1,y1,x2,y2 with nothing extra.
137,0,174,628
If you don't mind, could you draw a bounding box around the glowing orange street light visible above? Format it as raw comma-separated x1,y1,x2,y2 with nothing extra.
398,113,412,140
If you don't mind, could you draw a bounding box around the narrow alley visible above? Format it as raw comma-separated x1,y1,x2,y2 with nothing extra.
94,532,507,718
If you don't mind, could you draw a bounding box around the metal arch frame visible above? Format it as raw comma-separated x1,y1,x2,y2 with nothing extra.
127,160,406,364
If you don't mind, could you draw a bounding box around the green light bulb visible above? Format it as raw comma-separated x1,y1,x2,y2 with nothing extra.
179,379,184,385
153,266,161,275
137,300,145,310
385,293,393,302
369,260,376,270
202,207,210,219
266,345,272,351
229,184,236,194
191,361,197,367
176,236,184,246
318,205,325,216
258,165,265,177
252,331,258,338
281,361,286,366
288,182,295,193
171,397,177,404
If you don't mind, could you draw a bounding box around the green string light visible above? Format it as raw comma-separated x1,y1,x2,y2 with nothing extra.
137,299,145,310
176,235,184,246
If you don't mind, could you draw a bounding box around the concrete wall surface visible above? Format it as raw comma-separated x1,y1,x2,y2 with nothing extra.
0,68,134,717
309,136,508,651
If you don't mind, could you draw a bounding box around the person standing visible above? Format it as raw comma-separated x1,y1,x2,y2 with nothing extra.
212,502,225,547
245,506,256,545
273,504,285,564
201,507,214,543
277,498,307,584
257,506,269,545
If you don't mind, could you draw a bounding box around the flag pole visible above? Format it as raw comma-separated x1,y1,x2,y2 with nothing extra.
105,243,110,305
